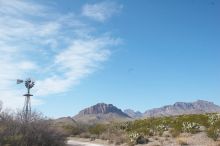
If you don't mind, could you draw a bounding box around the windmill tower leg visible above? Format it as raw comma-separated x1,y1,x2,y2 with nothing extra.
23,85,33,122
23,95,31,121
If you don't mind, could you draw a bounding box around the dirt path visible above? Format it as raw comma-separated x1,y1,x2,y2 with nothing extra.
67,139,105,146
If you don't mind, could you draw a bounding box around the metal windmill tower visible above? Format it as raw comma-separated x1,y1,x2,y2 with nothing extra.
17,78,35,121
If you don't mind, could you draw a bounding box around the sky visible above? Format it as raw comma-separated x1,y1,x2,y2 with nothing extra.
0,0,219,118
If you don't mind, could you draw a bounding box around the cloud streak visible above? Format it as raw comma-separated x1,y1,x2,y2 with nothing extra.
82,1,123,22
0,0,121,109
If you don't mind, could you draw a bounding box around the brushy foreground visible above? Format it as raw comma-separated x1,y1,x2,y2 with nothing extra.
65,113,220,145
0,102,67,146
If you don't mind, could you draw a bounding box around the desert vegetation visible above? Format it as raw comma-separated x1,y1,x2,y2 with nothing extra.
66,113,220,145
0,101,67,146
2,98,220,146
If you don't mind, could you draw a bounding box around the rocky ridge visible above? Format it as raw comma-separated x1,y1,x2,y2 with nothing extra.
144,100,220,117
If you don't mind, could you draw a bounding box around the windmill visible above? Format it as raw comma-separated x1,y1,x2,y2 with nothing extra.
17,78,35,121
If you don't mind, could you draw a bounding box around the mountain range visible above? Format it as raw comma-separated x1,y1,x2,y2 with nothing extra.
143,100,220,117
56,100,220,125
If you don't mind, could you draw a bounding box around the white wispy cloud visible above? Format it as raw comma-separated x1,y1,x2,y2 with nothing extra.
0,0,121,109
0,0,46,17
36,37,120,96
82,1,123,22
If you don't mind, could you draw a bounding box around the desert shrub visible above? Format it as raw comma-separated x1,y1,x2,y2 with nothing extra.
62,124,77,135
0,104,67,146
207,117,220,140
182,114,209,127
182,122,200,133
109,130,129,145
169,114,210,136
122,114,213,138
79,132,91,138
61,124,87,136
207,127,219,141
76,114,220,143
117,121,132,131
169,129,180,137
19,120,67,146
208,114,220,126
124,117,171,137
100,123,130,145
125,119,152,136
128,132,140,143
114,134,128,145
89,124,107,136
155,124,168,136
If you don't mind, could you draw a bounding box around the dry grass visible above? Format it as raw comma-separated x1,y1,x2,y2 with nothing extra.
177,137,188,145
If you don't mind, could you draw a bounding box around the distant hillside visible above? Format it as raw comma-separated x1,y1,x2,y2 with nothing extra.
124,109,143,119
71,100,220,125
144,100,220,117
73,103,131,124
53,117,78,127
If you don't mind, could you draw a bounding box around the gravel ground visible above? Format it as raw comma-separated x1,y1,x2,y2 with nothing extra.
67,140,104,146
67,132,220,146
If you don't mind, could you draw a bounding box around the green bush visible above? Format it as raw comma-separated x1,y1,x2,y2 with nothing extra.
120,114,215,138
89,124,106,136
84,114,220,143
207,116,220,140
207,127,219,141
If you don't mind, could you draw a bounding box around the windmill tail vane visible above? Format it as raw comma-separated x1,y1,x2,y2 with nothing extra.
17,79,24,84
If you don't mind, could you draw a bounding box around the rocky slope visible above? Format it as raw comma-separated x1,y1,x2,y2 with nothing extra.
124,109,143,119
144,100,220,117
73,103,131,124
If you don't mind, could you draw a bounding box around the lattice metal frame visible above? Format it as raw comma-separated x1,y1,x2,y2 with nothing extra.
17,78,35,121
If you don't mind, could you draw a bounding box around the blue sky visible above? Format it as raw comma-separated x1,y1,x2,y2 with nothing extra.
0,0,219,118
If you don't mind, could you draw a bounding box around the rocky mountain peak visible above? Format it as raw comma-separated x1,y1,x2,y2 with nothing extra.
74,103,131,124
78,103,129,116
194,100,213,105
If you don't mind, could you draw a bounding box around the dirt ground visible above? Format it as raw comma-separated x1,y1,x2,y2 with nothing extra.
68,132,220,146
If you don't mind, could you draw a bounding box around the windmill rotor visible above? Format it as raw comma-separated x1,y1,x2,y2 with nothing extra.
25,78,35,89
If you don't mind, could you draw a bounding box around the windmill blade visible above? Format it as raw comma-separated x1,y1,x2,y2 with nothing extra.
17,79,24,84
